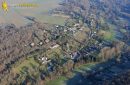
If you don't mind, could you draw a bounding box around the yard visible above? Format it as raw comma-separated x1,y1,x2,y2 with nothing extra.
45,62,97,85
12,57,39,74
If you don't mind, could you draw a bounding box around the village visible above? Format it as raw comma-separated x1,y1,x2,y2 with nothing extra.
0,0,130,85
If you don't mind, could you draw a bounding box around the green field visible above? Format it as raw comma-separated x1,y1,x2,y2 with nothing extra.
46,76,67,85
45,62,97,85
12,57,39,73
0,0,66,26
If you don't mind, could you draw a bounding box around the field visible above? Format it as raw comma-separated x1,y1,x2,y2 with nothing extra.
98,23,116,41
0,0,66,27
12,56,39,74
45,76,67,85
45,62,97,85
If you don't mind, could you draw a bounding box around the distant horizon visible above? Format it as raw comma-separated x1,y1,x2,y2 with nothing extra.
0,0,63,27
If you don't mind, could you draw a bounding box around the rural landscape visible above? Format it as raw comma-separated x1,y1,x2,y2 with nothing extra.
0,0,130,85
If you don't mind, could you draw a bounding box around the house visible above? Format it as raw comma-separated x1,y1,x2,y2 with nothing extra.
50,42,60,49
30,42,35,47
42,57,47,61
79,27,83,31
64,29,67,32
56,25,59,28
41,57,48,64
68,27,77,33
43,30,46,33
45,39,50,43
71,51,81,60
94,31,97,34
50,44,59,49
38,57,51,64
74,23,80,28
39,42,43,45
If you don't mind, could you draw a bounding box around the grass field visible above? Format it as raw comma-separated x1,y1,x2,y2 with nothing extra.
74,63,97,73
0,0,66,26
46,76,67,85
46,47,62,58
102,30,115,41
12,57,39,74
37,14,66,25
99,24,116,41
45,62,97,85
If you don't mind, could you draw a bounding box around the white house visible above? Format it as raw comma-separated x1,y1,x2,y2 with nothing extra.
30,43,35,47
50,44,60,49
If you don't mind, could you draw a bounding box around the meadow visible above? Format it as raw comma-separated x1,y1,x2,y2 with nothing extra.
0,0,66,27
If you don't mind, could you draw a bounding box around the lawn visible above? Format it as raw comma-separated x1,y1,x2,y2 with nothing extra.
12,46,62,74
74,62,97,73
120,29,127,33
12,57,39,74
99,28,115,41
45,76,67,85
34,0,67,25
45,62,97,85
100,17,105,24
103,30,115,41
74,29,88,42
46,47,62,58
37,15,66,25
0,0,66,26
104,24,116,41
